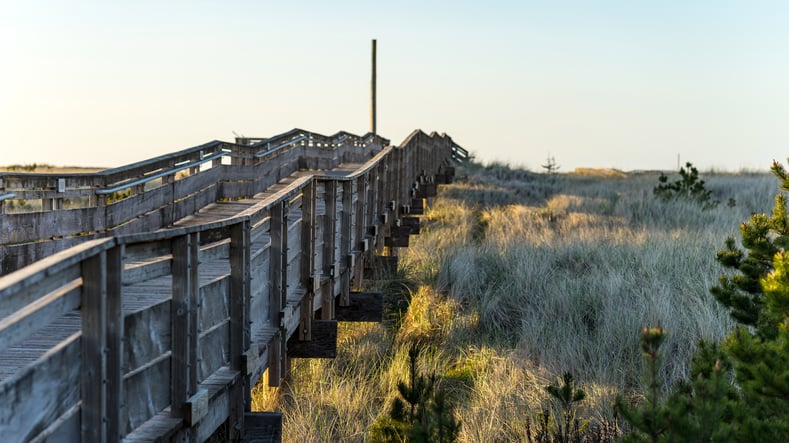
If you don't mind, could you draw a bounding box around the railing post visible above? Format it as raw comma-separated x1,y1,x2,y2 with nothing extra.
300,182,316,340
321,180,337,320
268,202,287,387
339,180,354,306
171,232,200,422
353,177,367,288
81,242,121,443
230,220,251,437
106,244,124,442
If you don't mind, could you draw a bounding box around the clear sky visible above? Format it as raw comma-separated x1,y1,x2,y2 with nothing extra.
1,1,788,171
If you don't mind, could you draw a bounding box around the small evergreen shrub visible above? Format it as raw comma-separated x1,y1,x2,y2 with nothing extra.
653,162,724,209
370,345,460,443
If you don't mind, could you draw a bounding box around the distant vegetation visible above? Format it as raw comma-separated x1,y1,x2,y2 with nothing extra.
0,164,104,173
253,161,779,441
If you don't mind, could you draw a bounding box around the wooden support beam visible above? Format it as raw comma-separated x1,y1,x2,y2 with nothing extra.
321,181,337,320
339,180,354,306
335,292,383,322
269,202,287,325
300,182,316,341
230,221,250,436
81,250,108,443
105,245,124,441
400,217,421,234
410,198,425,215
171,232,199,420
244,412,282,443
384,236,409,248
286,320,338,358
267,331,281,387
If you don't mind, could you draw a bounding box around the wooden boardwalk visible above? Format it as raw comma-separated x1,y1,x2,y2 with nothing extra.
0,129,464,442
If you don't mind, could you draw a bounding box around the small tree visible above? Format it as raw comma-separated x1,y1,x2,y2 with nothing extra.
620,159,789,440
653,162,721,209
542,155,561,175
370,345,460,442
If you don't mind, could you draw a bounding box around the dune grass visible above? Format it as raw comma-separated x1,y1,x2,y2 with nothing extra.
252,163,776,442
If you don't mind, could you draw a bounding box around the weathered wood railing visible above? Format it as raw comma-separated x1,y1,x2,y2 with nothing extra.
0,129,394,274
0,128,459,442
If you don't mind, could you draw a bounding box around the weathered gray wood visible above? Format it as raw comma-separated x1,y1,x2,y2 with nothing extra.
269,202,286,326
334,292,383,322
0,332,81,443
267,331,281,387
171,232,198,419
123,352,172,434
0,278,80,354
286,320,338,358
320,181,337,320
81,250,108,442
299,182,315,341
339,180,354,306
106,244,124,441
229,220,251,436
400,216,421,234
0,127,458,442
0,238,111,316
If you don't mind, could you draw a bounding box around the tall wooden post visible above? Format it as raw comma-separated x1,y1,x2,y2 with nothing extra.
371,39,377,135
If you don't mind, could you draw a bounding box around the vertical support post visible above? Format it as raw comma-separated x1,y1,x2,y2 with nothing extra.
353,176,368,288
106,244,124,441
268,201,288,386
339,180,354,306
371,39,377,135
230,220,250,437
81,249,108,443
171,232,199,419
321,180,337,320
269,202,286,326
299,182,316,341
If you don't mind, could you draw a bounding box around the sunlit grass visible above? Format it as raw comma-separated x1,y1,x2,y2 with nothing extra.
252,163,776,441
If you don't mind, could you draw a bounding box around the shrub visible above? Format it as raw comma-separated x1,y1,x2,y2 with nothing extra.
653,162,722,209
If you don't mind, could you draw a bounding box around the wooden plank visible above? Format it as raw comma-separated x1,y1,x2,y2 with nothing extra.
0,278,80,354
198,320,230,380
0,238,112,316
0,333,81,443
123,352,172,434
286,320,337,358
384,236,409,248
244,412,282,443
334,292,383,322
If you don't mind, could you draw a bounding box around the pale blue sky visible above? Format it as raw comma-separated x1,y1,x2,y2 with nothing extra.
1,1,788,171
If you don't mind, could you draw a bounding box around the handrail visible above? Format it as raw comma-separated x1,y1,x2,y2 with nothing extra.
0,193,16,202
254,135,307,158
95,150,228,195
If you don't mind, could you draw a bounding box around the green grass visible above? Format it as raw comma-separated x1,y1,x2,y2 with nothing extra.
252,163,777,442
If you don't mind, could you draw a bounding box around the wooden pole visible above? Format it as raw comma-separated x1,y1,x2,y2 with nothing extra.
371,39,377,135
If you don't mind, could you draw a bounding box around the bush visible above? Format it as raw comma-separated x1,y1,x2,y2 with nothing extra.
654,162,723,209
